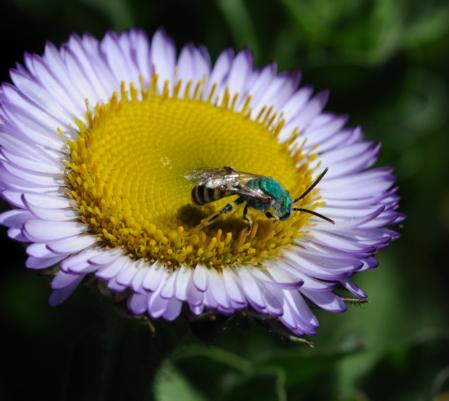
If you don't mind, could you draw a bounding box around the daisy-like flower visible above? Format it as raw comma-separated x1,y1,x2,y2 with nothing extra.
0,29,402,337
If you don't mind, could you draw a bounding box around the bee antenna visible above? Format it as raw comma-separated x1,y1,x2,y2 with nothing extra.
293,208,335,224
293,168,328,203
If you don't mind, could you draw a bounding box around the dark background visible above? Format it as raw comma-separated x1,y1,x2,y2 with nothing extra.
1,0,449,400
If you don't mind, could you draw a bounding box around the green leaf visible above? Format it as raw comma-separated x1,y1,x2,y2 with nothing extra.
360,331,449,401
224,371,286,401
403,4,449,48
173,344,287,401
154,361,207,401
280,0,330,44
280,0,405,66
256,338,364,388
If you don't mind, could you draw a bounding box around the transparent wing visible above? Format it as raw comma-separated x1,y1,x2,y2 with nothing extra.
233,185,272,202
185,167,257,188
185,167,272,202
184,168,231,186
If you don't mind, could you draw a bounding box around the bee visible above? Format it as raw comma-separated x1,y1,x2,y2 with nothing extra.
185,166,334,232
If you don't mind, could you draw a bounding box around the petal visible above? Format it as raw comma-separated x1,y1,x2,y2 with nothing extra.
49,275,84,306
237,268,265,310
116,261,138,286
46,234,96,254
207,269,230,309
128,292,149,315
51,270,83,290
23,220,85,242
26,255,65,270
174,266,191,301
222,268,245,304
148,290,169,319
192,264,208,292
226,50,252,95
0,209,32,227
95,255,128,279
131,263,148,292
142,263,167,292
151,29,176,91
162,298,183,321
160,270,178,299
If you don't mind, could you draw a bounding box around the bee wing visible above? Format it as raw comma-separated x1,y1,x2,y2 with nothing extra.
233,185,272,202
185,167,272,202
186,167,263,184
184,168,228,186
185,167,252,187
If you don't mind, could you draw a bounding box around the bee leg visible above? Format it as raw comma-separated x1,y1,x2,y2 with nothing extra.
196,201,238,230
265,211,279,223
243,204,253,234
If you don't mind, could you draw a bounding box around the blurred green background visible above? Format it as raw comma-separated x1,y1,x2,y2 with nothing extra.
1,0,449,400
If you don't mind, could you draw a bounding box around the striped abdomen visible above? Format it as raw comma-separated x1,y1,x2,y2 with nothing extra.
191,185,229,205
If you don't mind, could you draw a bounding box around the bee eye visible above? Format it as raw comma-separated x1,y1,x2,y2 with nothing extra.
280,212,291,221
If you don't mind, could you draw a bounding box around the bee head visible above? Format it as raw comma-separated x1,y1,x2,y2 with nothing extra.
258,178,293,220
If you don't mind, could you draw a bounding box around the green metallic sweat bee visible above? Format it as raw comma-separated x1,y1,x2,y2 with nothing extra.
185,166,334,232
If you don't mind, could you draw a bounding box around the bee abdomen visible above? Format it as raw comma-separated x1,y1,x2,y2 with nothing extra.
191,185,225,205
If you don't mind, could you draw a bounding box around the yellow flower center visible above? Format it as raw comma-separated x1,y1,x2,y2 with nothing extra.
64,77,319,270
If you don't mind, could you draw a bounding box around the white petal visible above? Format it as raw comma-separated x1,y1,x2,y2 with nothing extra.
300,288,346,312
280,86,313,122
95,255,128,279
148,291,169,319
207,49,233,94
24,220,84,241
2,190,26,208
237,268,265,309
51,271,83,290
222,268,245,304
226,50,252,95
174,266,191,301
66,35,111,100
0,136,60,168
192,264,208,292
22,193,71,209
48,275,84,306
289,90,329,130
186,278,204,306
46,234,96,254
88,248,122,266
263,264,303,287
8,70,72,128
0,209,32,228
25,202,78,221
142,263,167,292
27,242,57,258
131,264,149,292
151,29,176,91
128,292,148,315
259,283,283,316
129,30,152,83
160,270,178,299
162,298,183,321
101,33,134,84
116,261,138,286
26,255,65,270
207,269,230,308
